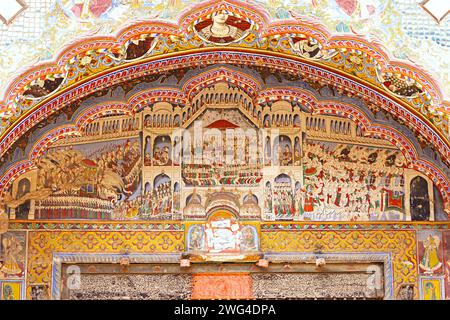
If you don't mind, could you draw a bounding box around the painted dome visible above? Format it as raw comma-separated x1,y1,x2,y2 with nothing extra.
183,189,205,217
240,191,261,218
205,190,240,214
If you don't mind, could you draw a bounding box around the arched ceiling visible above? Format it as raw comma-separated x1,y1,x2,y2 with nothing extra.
0,0,449,211
0,0,448,99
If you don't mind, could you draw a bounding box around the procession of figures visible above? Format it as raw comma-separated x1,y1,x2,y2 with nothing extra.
2,106,434,222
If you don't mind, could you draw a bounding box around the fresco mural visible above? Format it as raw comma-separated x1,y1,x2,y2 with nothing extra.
0,281,23,300
1,72,445,225
15,178,31,220
273,174,295,220
35,138,141,220
410,176,431,221
173,182,181,215
293,137,301,166
182,109,263,187
151,174,172,218
264,181,273,218
419,277,445,300
418,230,444,275
187,211,259,255
301,140,407,221
30,285,50,301
444,231,450,299
153,136,172,166
144,136,152,166
0,0,448,301
173,137,181,166
290,36,329,60
138,175,174,220
273,136,293,166
0,231,26,279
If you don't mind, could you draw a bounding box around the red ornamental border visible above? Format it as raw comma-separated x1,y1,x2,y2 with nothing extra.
1,52,448,166
75,103,134,128
0,2,445,112
0,0,444,107
0,76,449,208
0,0,447,210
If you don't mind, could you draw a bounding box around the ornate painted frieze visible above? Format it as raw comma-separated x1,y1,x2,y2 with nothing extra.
0,1,448,197
260,229,417,299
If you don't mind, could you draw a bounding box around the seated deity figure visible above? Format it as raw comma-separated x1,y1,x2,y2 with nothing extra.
282,145,292,166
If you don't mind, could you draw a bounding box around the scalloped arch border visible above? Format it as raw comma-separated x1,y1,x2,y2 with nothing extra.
1,78,449,208
2,0,444,104
0,0,447,157
0,0,448,208
1,50,448,165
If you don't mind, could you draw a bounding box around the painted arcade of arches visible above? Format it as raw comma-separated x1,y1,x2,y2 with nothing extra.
2,80,446,224
1,0,450,301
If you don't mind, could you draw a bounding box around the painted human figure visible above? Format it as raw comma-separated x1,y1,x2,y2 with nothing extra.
282,145,292,166
274,186,294,218
419,235,442,273
0,235,23,276
189,225,205,251
241,226,257,251
334,186,342,207
153,145,171,166
143,190,152,216
2,284,14,300
199,11,244,44
303,184,315,213
424,282,438,300
173,185,181,214
294,183,304,218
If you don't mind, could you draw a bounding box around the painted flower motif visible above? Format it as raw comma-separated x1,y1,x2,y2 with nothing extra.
106,233,124,250
82,233,100,250
350,232,364,247
60,233,73,249
348,54,363,65
31,263,48,278
327,234,341,247
35,234,48,249
159,234,174,251
132,233,148,250
80,55,93,66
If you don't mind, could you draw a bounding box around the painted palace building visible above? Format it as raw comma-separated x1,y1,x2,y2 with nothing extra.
0,0,449,300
